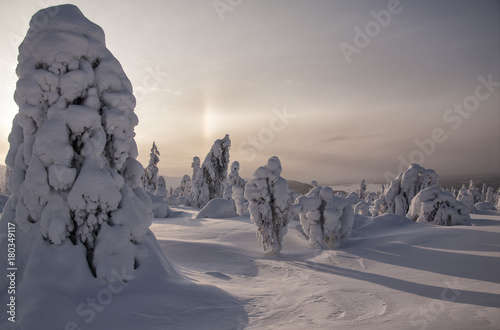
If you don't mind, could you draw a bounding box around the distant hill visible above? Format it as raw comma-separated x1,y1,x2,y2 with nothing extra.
288,180,313,195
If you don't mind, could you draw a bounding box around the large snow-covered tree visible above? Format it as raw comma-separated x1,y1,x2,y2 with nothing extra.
407,187,471,226
1,4,154,283
291,186,354,249
143,141,160,194
191,135,231,209
383,163,439,215
244,156,290,255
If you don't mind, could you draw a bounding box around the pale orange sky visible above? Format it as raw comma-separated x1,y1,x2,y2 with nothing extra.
0,0,499,184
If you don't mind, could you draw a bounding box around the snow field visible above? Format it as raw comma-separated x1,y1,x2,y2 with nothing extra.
152,208,500,329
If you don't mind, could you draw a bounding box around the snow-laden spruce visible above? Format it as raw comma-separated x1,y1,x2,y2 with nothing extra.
291,186,354,249
407,187,471,225
3,4,155,283
190,134,231,209
467,180,482,204
180,174,192,197
155,176,168,198
457,185,474,214
143,141,160,194
223,161,246,203
244,156,290,255
382,163,439,215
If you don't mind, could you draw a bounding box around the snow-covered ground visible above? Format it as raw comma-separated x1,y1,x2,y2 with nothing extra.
151,207,500,329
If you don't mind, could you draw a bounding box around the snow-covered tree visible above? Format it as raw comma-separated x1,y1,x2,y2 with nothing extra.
467,180,481,204
311,180,319,188
372,195,387,217
244,156,290,255
354,201,371,216
358,179,367,200
232,185,248,215
155,176,168,198
457,185,474,214
485,186,496,204
143,141,160,194
383,163,439,215
223,161,246,201
179,174,192,197
481,183,488,202
407,187,471,226
190,135,231,209
291,186,354,249
1,4,153,283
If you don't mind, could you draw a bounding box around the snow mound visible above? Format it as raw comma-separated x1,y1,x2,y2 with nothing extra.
407,187,471,226
196,198,238,219
146,191,169,218
474,201,497,211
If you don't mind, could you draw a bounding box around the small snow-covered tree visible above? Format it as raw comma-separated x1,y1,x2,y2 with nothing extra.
311,180,319,188
155,176,168,198
191,135,231,209
383,163,439,215
407,187,471,226
244,156,290,255
291,186,354,249
180,174,192,197
485,186,496,204
223,161,246,201
481,183,488,202
354,201,371,216
143,142,160,193
467,180,481,204
2,4,153,282
232,185,248,215
358,179,367,200
457,185,474,214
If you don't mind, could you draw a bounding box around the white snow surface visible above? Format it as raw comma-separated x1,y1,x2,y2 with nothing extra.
195,198,238,219
2,202,500,329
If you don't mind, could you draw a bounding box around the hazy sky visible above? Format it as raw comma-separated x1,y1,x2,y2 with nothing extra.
0,0,499,184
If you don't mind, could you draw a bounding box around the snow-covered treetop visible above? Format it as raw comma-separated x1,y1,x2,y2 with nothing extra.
191,156,200,180
148,142,160,166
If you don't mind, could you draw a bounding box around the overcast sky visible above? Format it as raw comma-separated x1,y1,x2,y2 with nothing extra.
0,0,499,184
